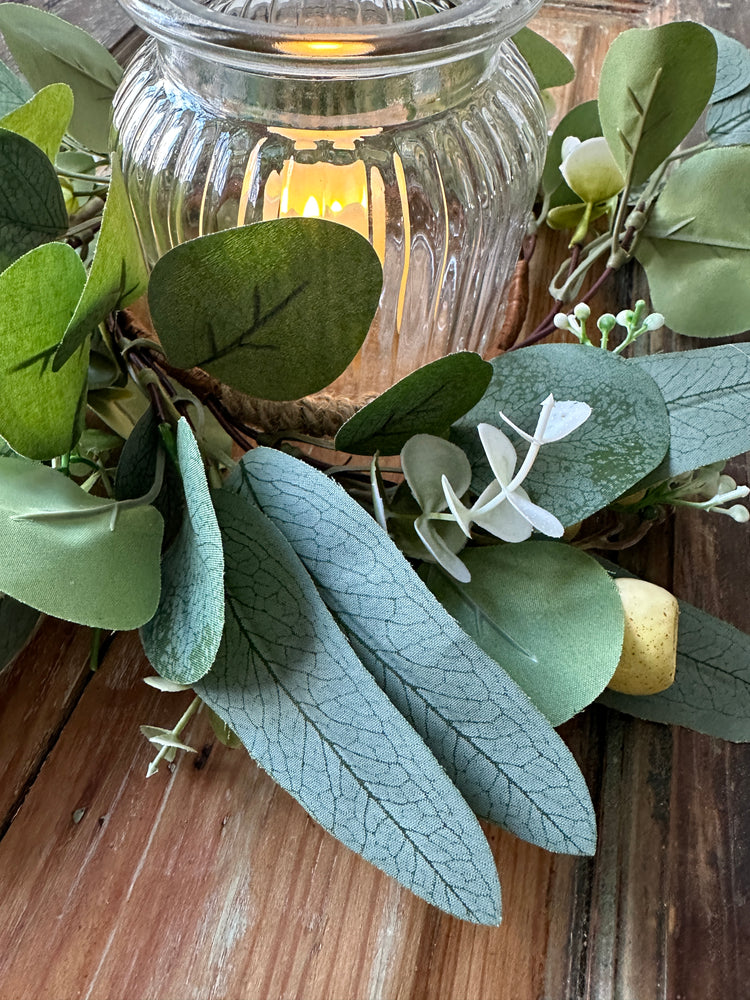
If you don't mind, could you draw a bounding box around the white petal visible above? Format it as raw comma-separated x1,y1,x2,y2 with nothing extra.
415,515,472,583
442,475,474,538
541,400,592,442
507,486,564,537
561,135,582,160
560,136,625,204
473,495,533,543
477,423,517,485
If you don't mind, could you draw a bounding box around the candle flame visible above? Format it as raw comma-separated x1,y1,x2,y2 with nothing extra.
303,195,321,218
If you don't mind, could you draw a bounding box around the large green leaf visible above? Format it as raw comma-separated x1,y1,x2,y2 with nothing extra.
230,448,597,856
0,83,73,162
630,344,750,486
197,489,502,924
0,56,32,118
0,128,68,271
541,100,602,201
149,219,383,401
0,3,122,152
451,344,670,527
707,85,750,146
0,593,40,674
0,242,87,460
0,457,163,628
335,353,492,456
141,419,224,684
512,28,575,91
635,147,750,337
421,543,624,727
708,26,750,103
598,22,717,185
54,157,149,370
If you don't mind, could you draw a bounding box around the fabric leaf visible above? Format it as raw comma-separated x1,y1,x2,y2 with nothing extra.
512,28,575,91
0,56,32,118
0,83,73,162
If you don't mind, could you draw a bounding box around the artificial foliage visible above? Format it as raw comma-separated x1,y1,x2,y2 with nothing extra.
0,6,749,925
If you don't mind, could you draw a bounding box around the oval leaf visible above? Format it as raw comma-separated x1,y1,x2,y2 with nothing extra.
0,83,73,162
0,457,163,629
149,219,383,401
708,26,750,103
0,56,32,118
198,489,502,924
335,353,492,455
707,84,750,146
512,28,575,91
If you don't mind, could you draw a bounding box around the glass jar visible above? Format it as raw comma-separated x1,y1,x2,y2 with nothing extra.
113,0,547,399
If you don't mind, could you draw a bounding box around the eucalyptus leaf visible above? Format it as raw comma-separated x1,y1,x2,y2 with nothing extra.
0,593,40,674
512,28,575,91
0,3,122,152
55,157,149,370
0,456,163,628
708,26,750,103
598,22,717,185
542,100,602,200
198,489,502,924
230,449,597,856
421,543,624,726
141,419,224,684
401,434,472,515
0,83,73,162
336,354,492,456
149,219,383,401
707,84,750,147
0,128,68,271
0,56,31,118
0,242,87,460
87,383,148,440
451,344,670,527
635,147,750,337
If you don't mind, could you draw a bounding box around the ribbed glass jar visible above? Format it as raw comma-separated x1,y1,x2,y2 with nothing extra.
113,0,547,398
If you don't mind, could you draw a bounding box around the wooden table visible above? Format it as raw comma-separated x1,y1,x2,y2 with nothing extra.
1,1,749,998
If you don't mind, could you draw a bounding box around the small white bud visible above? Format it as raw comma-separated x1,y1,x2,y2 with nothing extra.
644,312,665,331
616,309,634,328
573,302,591,321
553,313,571,330
727,504,750,523
597,313,617,334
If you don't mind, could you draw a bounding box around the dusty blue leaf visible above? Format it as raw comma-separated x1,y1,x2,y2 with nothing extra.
141,419,224,685
0,56,31,118
229,448,597,856
707,84,750,146
708,26,750,103
0,593,40,673
197,489,502,924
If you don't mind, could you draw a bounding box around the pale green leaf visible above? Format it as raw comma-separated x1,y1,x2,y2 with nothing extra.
230,449,597,856
141,419,224,684
0,593,40,674
0,128,68,271
0,83,73,162
636,147,750,337
598,22,717,185
707,84,750,147
708,26,750,103
197,488,502,924
0,56,31,118
149,219,383,401
512,28,575,91
87,383,148,440
0,242,87,460
542,100,602,200
55,156,149,370
0,3,122,152
451,344,670,527
0,457,163,628
421,543,624,726
401,434,472,515
335,353,492,456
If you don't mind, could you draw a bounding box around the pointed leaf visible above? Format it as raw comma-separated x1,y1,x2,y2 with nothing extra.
197,489,502,924
0,83,73,162
141,419,224,684
451,344,670,527
0,56,32,118
335,353,492,456
0,457,163,628
149,219,383,401
0,593,40,674
512,28,575,91
229,449,597,856
0,242,87,460
708,27,750,103
0,3,122,152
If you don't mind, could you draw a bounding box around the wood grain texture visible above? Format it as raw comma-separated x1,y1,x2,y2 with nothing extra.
0,1,749,998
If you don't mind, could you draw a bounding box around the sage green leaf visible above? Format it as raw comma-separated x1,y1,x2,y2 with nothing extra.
421,543,624,726
630,344,750,486
542,100,602,199
0,3,122,152
512,28,575,91
635,147,750,337
708,26,750,103
141,419,224,684
230,449,597,856
0,56,31,118
54,157,149,370
0,242,87,460
0,457,163,628
149,219,383,402
0,128,68,271
0,83,73,162
0,593,40,674
452,344,670,527
87,383,148,440
197,488,502,924
707,84,750,147
335,353,492,456
598,22,717,185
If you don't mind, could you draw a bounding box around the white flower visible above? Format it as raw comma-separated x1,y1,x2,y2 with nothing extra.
560,136,626,205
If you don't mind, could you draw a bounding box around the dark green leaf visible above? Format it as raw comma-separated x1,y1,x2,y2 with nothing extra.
230,448,597,856
598,22,717,185
542,100,602,199
0,83,73,162
197,489,502,924
451,344,670,526
0,242,87,460
141,420,224,684
420,543,624,726
512,28,575,91
0,56,31,118
0,593,40,674
635,147,750,337
707,84,750,147
708,26,750,103
0,3,122,152
0,128,68,271
149,219,383,401
0,456,163,628
335,353,492,455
